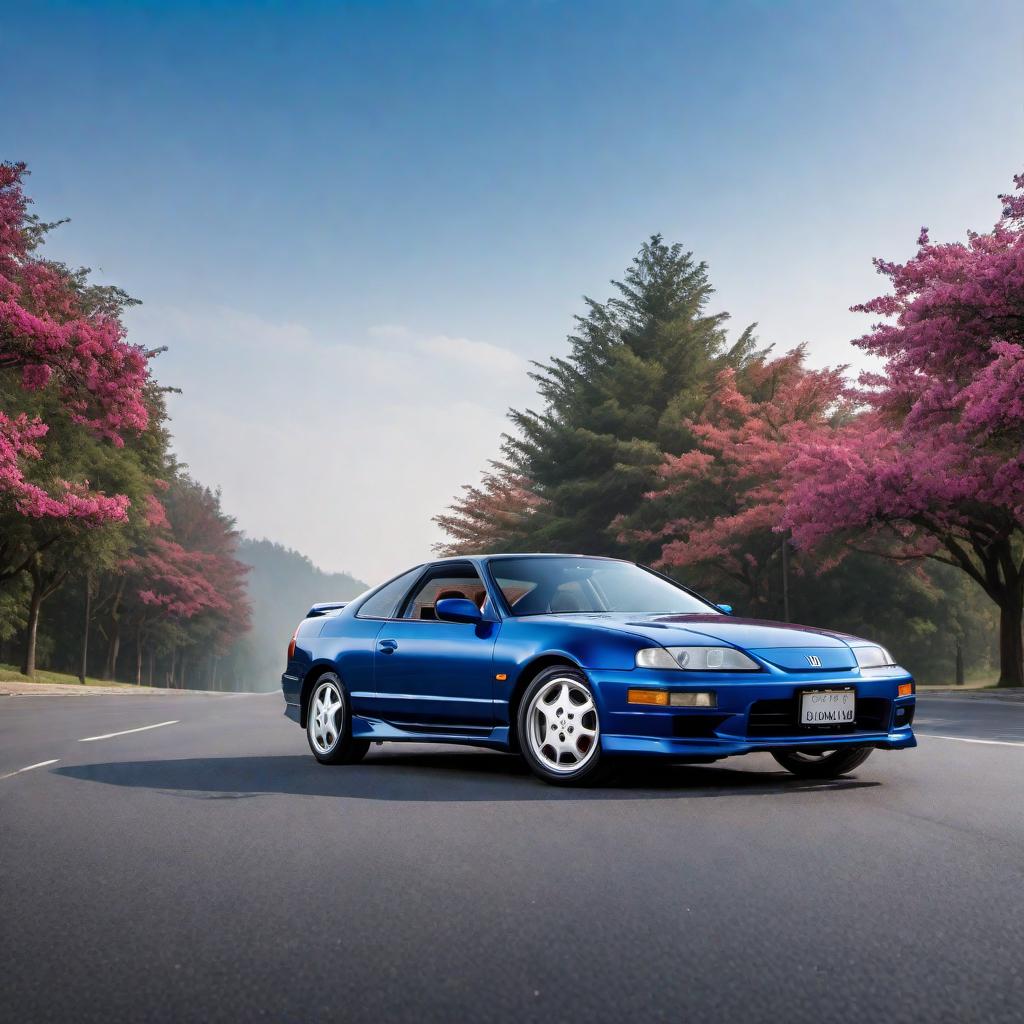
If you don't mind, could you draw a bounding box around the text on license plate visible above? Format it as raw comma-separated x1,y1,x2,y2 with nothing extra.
800,690,855,725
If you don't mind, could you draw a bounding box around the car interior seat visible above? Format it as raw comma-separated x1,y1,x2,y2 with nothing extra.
548,588,587,613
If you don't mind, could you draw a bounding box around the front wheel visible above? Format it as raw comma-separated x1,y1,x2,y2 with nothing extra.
306,673,370,765
518,667,609,786
772,746,873,779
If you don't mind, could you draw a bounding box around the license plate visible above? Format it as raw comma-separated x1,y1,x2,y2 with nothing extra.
800,689,855,726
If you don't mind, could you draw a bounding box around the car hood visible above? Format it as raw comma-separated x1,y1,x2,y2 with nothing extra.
537,612,866,670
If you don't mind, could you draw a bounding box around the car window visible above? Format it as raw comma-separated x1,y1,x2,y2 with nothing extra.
355,567,423,619
548,580,592,612
496,578,536,607
588,566,682,611
402,570,487,620
491,557,716,615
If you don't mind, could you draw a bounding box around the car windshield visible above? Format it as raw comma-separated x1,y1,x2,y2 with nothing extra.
490,557,718,616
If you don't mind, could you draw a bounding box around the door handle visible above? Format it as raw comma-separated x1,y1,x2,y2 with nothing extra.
378,639,398,654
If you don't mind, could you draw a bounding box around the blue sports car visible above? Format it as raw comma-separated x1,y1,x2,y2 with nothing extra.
281,554,916,785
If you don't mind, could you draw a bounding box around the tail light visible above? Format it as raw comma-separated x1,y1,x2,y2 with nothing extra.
287,625,300,660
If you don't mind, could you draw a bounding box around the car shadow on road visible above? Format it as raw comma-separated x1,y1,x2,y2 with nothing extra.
56,748,881,802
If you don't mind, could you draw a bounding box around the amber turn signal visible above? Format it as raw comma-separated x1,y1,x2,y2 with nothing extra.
898,682,914,697
627,688,669,706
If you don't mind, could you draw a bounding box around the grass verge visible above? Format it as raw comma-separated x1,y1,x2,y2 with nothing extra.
0,663,136,688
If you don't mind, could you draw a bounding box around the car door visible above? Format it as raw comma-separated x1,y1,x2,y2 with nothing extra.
320,565,427,718
371,562,499,728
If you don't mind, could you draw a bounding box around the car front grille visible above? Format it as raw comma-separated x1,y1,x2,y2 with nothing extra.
746,696,891,738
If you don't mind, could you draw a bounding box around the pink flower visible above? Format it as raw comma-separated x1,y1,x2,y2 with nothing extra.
782,170,1024,579
0,161,152,527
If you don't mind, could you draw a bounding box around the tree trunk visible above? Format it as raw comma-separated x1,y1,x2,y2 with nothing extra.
935,534,1023,689
20,573,43,679
997,590,1024,688
103,579,125,681
135,626,144,686
105,626,121,682
79,574,92,685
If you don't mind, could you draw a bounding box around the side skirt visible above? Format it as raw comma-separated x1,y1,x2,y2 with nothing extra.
351,714,513,751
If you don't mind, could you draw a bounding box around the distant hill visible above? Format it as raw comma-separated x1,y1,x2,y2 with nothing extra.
222,538,367,692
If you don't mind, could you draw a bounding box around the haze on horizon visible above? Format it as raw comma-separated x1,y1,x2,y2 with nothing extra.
4,0,1023,583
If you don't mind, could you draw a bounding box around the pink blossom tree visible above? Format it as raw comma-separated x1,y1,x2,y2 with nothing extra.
115,481,251,687
433,461,544,555
624,350,849,610
782,173,1024,686
1,161,153,675
121,537,231,685
0,161,148,541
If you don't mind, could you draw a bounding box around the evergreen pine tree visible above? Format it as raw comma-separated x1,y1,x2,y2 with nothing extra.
498,234,762,554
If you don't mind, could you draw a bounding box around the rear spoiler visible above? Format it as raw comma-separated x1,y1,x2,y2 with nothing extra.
305,601,349,618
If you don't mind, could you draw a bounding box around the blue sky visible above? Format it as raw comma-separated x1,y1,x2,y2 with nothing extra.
4,0,1023,581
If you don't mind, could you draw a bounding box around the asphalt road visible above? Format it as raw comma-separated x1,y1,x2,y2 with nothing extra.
2,691,1023,1024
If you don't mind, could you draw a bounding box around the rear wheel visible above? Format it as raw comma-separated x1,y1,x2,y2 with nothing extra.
306,673,370,765
518,667,609,786
772,746,873,779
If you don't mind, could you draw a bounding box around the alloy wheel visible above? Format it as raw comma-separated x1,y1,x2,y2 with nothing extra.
309,679,344,755
525,676,599,774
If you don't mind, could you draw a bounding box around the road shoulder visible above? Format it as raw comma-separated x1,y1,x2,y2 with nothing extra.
0,680,229,697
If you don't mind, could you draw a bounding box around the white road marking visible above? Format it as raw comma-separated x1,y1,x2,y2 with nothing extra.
0,758,59,780
923,733,1024,748
79,720,179,742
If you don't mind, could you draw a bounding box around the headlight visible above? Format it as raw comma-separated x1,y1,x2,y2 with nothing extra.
635,646,760,671
854,645,897,669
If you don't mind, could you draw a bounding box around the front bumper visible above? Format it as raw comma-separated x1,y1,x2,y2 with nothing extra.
589,667,917,759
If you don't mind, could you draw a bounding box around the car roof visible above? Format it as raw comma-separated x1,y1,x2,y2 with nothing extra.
429,552,628,565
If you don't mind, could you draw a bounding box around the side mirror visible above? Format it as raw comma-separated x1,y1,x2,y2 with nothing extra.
715,603,733,615
435,597,483,624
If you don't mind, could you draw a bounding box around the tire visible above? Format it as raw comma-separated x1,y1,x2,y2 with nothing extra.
517,666,610,786
306,673,370,765
771,745,873,779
